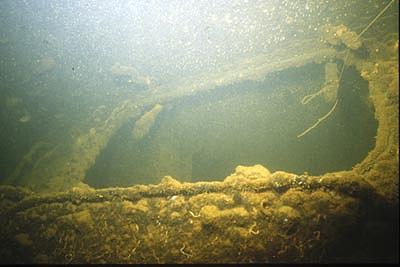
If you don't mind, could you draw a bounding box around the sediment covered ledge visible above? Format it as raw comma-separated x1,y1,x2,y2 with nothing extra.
0,165,396,263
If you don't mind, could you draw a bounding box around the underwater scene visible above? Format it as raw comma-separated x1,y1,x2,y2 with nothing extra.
0,0,398,264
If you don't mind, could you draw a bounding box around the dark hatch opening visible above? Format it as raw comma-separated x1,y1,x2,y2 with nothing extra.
85,62,377,188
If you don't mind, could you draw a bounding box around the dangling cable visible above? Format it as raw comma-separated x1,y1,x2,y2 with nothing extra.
297,0,395,138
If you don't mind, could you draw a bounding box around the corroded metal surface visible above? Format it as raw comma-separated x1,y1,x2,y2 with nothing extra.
0,27,398,263
0,165,394,263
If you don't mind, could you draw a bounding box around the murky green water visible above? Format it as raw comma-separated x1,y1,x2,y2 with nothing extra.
0,0,397,189
0,0,398,265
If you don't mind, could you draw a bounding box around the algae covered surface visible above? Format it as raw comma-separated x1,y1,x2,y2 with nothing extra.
0,165,398,263
0,0,398,264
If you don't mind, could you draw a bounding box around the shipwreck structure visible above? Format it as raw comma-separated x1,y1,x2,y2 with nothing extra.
0,18,398,263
